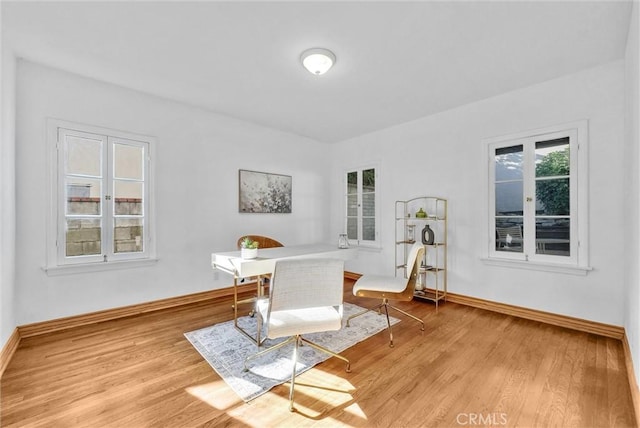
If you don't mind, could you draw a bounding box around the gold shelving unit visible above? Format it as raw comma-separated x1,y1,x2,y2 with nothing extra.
395,197,448,308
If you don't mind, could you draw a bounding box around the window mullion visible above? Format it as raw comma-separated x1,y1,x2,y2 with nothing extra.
358,170,363,244
488,145,497,255
57,129,66,263
569,129,579,263
523,140,537,259
104,138,114,260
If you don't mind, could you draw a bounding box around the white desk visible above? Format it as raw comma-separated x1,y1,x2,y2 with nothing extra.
212,243,358,344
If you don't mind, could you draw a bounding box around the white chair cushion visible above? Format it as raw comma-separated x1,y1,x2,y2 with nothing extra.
254,258,346,341
353,274,408,294
265,306,342,339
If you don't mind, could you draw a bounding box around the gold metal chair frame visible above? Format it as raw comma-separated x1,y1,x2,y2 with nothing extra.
346,246,425,347
244,334,351,411
242,258,350,412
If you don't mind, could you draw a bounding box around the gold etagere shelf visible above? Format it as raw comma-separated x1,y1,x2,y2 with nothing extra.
395,197,448,308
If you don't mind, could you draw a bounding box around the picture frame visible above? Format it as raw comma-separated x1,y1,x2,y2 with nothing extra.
238,169,292,213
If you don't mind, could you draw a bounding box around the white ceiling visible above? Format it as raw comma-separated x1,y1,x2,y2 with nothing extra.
2,1,633,143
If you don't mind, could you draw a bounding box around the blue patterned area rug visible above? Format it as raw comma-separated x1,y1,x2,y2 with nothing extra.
184,302,399,402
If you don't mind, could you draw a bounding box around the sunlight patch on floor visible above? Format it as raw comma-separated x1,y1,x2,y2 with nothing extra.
344,402,368,420
227,391,357,427
225,370,365,426
185,381,241,410
226,393,293,427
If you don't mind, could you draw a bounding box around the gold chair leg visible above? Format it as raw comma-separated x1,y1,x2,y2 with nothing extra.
288,336,351,412
243,336,296,371
346,302,385,327
289,336,300,411
386,304,425,331
381,303,394,348
300,337,351,373
245,334,351,412
348,298,424,348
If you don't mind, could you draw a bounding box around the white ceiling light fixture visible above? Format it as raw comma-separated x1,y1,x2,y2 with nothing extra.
301,48,336,75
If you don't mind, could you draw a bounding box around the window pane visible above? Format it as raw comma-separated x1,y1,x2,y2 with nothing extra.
347,218,358,240
495,181,523,216
495,219,523,253
114,180,143,215
66,135,102,177
347,194,358,216
114,218,143,253
363,168,375,192
362,193,375,216
363,218,375,241
535,138,569,178
347,171,357,194
345,167,377,245
66,178,101,215
536,218,570,256
114,143,143,180
495,145,523,180
66,218,101,256
536,178,569,216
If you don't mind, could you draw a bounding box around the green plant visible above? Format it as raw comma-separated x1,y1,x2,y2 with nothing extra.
535,147,570,215
240,237,259,249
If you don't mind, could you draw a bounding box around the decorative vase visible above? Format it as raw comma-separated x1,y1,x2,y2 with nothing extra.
338,233,349,249
421,224,435,245
416,208,427,218
241,247,258,259
406,224,416,243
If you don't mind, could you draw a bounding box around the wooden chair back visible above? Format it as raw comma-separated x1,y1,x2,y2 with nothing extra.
236,235,284,250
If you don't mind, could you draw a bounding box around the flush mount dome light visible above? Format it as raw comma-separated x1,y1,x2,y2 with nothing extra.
301,48,336,75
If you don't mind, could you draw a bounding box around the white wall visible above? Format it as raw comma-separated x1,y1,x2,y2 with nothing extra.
624,0,640,391
0,42,17,346
331,60,626,327
13,60,331,325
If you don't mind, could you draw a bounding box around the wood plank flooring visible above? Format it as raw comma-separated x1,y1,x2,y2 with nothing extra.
1,280,636,427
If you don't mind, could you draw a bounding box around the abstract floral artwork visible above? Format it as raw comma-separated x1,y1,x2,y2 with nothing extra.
238,169,292,213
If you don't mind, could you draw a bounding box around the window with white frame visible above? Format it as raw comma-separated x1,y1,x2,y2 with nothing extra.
485,121,589,271
345,166,379,247
48,121,154,271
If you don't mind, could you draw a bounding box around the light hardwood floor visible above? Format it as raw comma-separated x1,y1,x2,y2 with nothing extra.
1,280,636,427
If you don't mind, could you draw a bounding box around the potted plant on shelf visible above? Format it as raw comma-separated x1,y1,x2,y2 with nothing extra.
240,236,259,259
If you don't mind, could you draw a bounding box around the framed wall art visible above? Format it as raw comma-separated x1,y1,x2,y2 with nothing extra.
238,169,292,213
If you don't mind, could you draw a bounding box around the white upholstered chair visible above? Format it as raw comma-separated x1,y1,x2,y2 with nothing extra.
346,242,425,347
243,258,351,412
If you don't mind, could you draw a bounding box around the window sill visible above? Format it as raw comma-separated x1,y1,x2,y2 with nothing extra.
44,258,158,276
351,243,383,252
480,257,592,276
